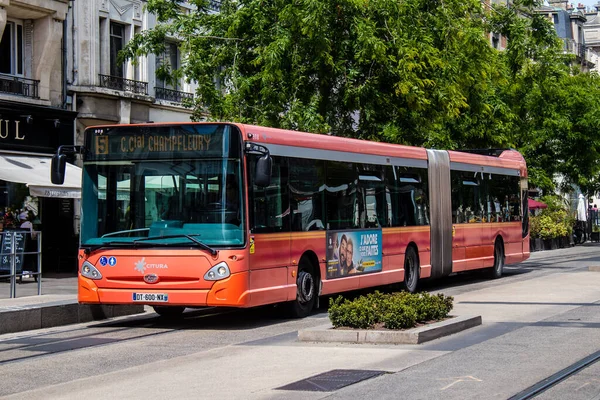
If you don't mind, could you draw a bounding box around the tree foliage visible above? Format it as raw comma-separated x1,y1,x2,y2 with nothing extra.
123,0,600,194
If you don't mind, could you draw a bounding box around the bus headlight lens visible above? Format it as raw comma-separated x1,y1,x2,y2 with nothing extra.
204,262,230,281
81,261,103,280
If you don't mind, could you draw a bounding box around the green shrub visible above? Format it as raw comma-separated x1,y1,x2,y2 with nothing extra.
529,195,574,239
382,303,417,329
530,209,572,239
328,294,380,329
328,291,454,330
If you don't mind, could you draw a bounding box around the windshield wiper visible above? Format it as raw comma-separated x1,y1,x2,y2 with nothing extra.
134,234,218,256
101,228,150,238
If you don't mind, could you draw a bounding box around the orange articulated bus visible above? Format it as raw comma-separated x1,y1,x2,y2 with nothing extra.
52,122,529,318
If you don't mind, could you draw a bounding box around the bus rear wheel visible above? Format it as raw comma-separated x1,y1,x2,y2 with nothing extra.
287,259,317,318
404,246,419,293
490,240,505,279
153,306,185,319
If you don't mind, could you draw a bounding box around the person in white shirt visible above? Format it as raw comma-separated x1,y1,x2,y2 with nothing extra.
20,211,37,239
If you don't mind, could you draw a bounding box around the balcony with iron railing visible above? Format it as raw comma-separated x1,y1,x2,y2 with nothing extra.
154,87,194,105
98,74,148,95
0,74,39,99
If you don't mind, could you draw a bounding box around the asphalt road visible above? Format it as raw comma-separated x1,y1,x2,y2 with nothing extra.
0,245,599,399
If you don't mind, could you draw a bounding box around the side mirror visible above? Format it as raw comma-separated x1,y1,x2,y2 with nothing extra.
51,154,67,184
254,155,272,187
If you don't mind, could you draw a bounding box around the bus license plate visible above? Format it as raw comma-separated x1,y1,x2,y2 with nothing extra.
132,293,168,302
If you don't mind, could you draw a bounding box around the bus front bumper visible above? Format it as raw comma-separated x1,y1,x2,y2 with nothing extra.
78,271,250,308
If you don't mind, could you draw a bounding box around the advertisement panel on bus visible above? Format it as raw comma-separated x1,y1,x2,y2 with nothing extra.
326,229,382,279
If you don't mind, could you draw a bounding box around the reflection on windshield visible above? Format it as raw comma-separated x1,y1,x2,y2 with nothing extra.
81,159,244,246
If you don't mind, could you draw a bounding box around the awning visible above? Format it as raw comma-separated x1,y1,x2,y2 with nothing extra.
528,197,547,210
0,155,81,198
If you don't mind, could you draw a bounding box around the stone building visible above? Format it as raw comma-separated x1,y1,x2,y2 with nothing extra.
584,3,600,71
539,1,597,72
66,0,198,145
0,0,79,273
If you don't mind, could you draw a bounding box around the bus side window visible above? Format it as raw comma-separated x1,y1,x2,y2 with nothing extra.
358,164,385,228
289,158,325,232
386,166,428,227
249,155,289,233
325,161,357,230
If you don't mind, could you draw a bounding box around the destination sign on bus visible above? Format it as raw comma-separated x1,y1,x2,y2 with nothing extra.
85,124,240,161
96,133,213,154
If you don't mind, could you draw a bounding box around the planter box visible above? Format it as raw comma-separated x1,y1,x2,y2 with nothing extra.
530,238,543,252
543,238,558,250
592,232,600,243
298,315,483,345
560,236,571,248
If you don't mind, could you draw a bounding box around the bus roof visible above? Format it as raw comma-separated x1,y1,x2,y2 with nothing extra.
84,121,526,173
235,123,526,172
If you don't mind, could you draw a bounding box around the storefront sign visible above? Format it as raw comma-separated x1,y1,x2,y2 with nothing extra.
60,199,73,217
0,100,77,153
0,120,25,140
0,229,27,274
326,229,382,279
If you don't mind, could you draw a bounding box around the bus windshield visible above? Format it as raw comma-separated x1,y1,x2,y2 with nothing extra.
80,124,244,247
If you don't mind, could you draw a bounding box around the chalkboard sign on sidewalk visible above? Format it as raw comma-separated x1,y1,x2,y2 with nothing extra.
0,229,28,274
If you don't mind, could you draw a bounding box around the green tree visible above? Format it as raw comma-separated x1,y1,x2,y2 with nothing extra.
488,0,600,193
124,0,512,147
123,0,600,195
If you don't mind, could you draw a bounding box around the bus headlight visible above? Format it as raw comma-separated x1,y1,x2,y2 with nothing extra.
81,261,103,280
204,262,230,281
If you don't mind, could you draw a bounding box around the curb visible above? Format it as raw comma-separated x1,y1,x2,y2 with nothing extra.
0,299,144,335
298,315,482,344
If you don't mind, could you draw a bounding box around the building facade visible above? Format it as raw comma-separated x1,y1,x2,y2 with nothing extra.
0,0,79,274
541,1,597,72
0,0,204,275
67,0,197,146
584,3,600,72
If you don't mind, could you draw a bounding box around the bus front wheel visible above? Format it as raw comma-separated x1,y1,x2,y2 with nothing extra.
404,246,419,293
153,306,185,319
287,259,317,318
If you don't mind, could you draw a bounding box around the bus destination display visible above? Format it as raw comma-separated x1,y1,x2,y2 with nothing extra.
95,133,214,155
85,124,238,160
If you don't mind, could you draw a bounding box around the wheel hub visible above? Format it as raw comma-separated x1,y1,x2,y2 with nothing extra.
297,271,314,304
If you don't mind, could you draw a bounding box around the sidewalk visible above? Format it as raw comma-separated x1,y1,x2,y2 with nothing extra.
0,273,143,334
0,272,78,299
6,245,600,400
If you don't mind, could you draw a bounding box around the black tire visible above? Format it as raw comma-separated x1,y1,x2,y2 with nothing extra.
490,240,505,279
287,258,318,318
403,246,419,293
153,306,185,319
